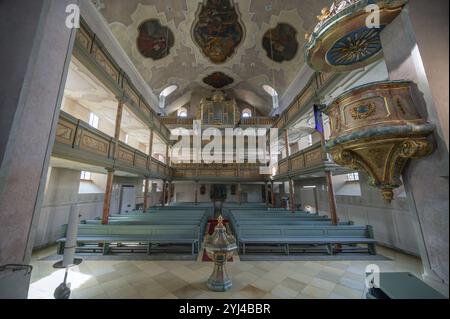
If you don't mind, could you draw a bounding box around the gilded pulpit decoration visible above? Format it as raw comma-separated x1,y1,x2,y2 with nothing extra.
197,91,240,126
203,72,234,89
192,0,244,64
322,81,434,202
326,27,384,66
137,19,175,60
262,23,299,63
350,103,376,120
305,0,408,73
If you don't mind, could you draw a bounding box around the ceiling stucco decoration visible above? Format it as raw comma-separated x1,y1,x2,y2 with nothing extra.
137,19,175,60
192,0,244,64
203,72,234,89
93,0,330,115
262,23,299,63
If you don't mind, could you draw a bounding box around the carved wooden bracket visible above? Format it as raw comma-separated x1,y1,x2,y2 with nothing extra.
322,81,435,202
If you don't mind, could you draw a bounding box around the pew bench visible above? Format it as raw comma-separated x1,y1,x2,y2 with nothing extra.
236,225,376,256
57,224,201,256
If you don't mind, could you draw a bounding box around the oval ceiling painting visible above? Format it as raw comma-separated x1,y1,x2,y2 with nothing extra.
137,19,175,60
193,0,244,64
263,23,299,63
203,72,234,89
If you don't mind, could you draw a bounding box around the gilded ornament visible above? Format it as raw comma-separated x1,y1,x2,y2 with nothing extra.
350,103,376,120
322,81,435,202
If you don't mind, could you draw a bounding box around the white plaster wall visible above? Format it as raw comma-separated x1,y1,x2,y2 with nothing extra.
34,167,105,248
295,174,420,256
34,169,151,248
173,183,264,204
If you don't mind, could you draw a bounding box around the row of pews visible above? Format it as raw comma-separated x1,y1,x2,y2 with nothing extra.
226,206,377,256
57,206,212,256
56,202,377,258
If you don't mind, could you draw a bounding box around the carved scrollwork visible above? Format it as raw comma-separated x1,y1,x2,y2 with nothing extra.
323,81,435,203
398,139,434,159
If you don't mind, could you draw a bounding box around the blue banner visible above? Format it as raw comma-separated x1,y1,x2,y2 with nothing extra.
313,104,324,134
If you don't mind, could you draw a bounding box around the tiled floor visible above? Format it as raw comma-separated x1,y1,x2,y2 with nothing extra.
28,245,422,299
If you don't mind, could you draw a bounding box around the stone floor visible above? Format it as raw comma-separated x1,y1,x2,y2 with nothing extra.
28,245,422,299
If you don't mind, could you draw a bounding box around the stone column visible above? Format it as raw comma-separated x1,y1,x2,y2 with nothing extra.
143,178,149,211
380,2,449,295
101,169,115,224
0,0,78,282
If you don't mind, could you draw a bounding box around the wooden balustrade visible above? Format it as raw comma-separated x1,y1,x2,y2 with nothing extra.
272,142,332,179
54,111,170,179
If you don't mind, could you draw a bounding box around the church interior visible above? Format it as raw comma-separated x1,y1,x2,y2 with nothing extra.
0,0,448,300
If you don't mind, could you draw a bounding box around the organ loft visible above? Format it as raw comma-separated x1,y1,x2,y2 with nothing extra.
0,0,448,303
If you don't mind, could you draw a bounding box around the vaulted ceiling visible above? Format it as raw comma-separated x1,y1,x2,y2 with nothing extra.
92,0,330,115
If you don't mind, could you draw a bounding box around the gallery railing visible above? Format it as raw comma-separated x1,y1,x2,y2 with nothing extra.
53,111,170,179
271,142,336,180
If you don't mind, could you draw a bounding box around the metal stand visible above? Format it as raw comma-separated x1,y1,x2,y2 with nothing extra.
53,205,82,299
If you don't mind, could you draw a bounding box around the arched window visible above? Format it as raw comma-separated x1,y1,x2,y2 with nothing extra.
262,84,279,109
159,85,178,109
177,107,188,118
242,108,252,118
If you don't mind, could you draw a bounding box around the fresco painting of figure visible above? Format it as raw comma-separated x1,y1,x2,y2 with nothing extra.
137,19,175,60
193,0,244,64
263,23,299,63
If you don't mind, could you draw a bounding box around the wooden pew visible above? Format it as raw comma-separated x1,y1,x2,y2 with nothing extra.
57,224,202,256
236,224,376,256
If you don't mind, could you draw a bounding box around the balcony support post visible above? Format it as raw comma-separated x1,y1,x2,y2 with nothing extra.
265,182,269,206
143,177,150,211
289,178,296,213
102,168,115,225
195,181,199,206
149,129,154,160
271,180,276,208
113,99,124,159
161,179,167,207
237,183,241,206
167,181,172,206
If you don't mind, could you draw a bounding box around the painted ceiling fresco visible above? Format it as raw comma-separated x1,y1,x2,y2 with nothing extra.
263,23,299,63
193,0,244,64
92,0,330,115
203,72,234,89
137,19,175,60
